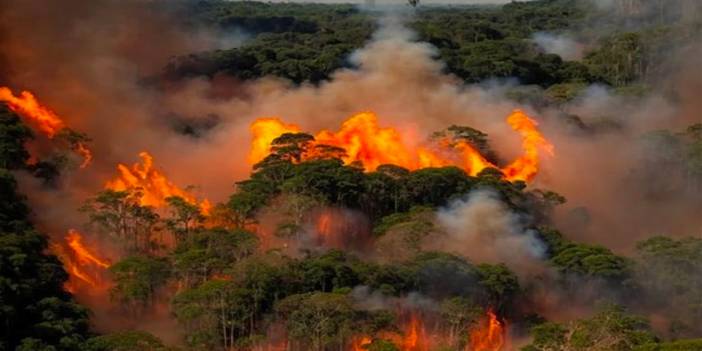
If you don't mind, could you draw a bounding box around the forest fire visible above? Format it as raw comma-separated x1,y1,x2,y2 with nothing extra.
501,110,555,182
349,314,430,351
351,336,372,351
468,310,506,351
248,117,301,164
316,211,333,238
105,151,211,215
400,314,428,351
248,109,552,182
0,87,65,137
52,229,111,293
0,87,93,168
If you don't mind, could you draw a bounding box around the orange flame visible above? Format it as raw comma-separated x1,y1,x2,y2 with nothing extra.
105,151,211,215
0,87,65,137
314,112,417,171
75,142,93,169
349,313,429,351
249,117,301,165
501,110,554,182
0,86,92,167
400,314,430,351
316,211,333,237
52,229,111,292
248,109,552,182
351,336,372,351
467,310,505,351
66,229,110,269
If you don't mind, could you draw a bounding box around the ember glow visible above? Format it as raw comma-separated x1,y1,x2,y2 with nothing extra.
349,314,429,351
52,229,111,293
75,142,93,169
400,314,428,351
0,86,93,167
316,211,333,238
351,336,372,351
468,310,506,351
248,109,553,182
105,151,211,214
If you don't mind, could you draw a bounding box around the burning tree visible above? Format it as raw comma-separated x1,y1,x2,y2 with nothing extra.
81,189,161,255
0,87,93,168
248,109,554,182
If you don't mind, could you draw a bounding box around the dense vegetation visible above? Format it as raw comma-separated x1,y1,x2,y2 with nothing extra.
0,107,91,350
2,0,702,350
165,0,701,97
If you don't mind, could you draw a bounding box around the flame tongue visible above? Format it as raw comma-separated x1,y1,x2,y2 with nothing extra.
0,86,92,167
501,109,554,182
0,87,65,137
248,117,301,164
468,310,505,351
401,314,425,351
66,229,110,268
105,151,211,214
315,112,416,171
52,229,111,292
351,336,372,351
248,109,553,182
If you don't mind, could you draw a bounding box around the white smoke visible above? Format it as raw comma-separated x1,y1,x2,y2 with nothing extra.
532,32,584,61
435,189,546,273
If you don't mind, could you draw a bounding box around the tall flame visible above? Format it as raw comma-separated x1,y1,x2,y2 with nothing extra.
400,314,427,351
248,109,553,182
105,151,211,215
0,87,65,137
52,229,111,292
249,117,301,164
315,112,416,171
501,110,554,182
0,86,92,167
467,310,505,351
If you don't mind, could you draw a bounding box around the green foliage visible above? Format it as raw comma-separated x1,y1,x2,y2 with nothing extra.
410,0,589,86
173,280,253,350
166,2,373,83
633,236,702,337
404,167,473,207
7,3,702,350
407,252,480,299
367,339,400,351
165,196,205,243
585,32,645,86
0,113,89,350
550,243,630,281
0,106,32,169
475,263,520,309
81,190,161,254
84,331,172,351
439,297,481,349
633,125,702,197
524,305,656,351
171,228,258,289
109,256,170,312
275,292,358,350
635,339,702,351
